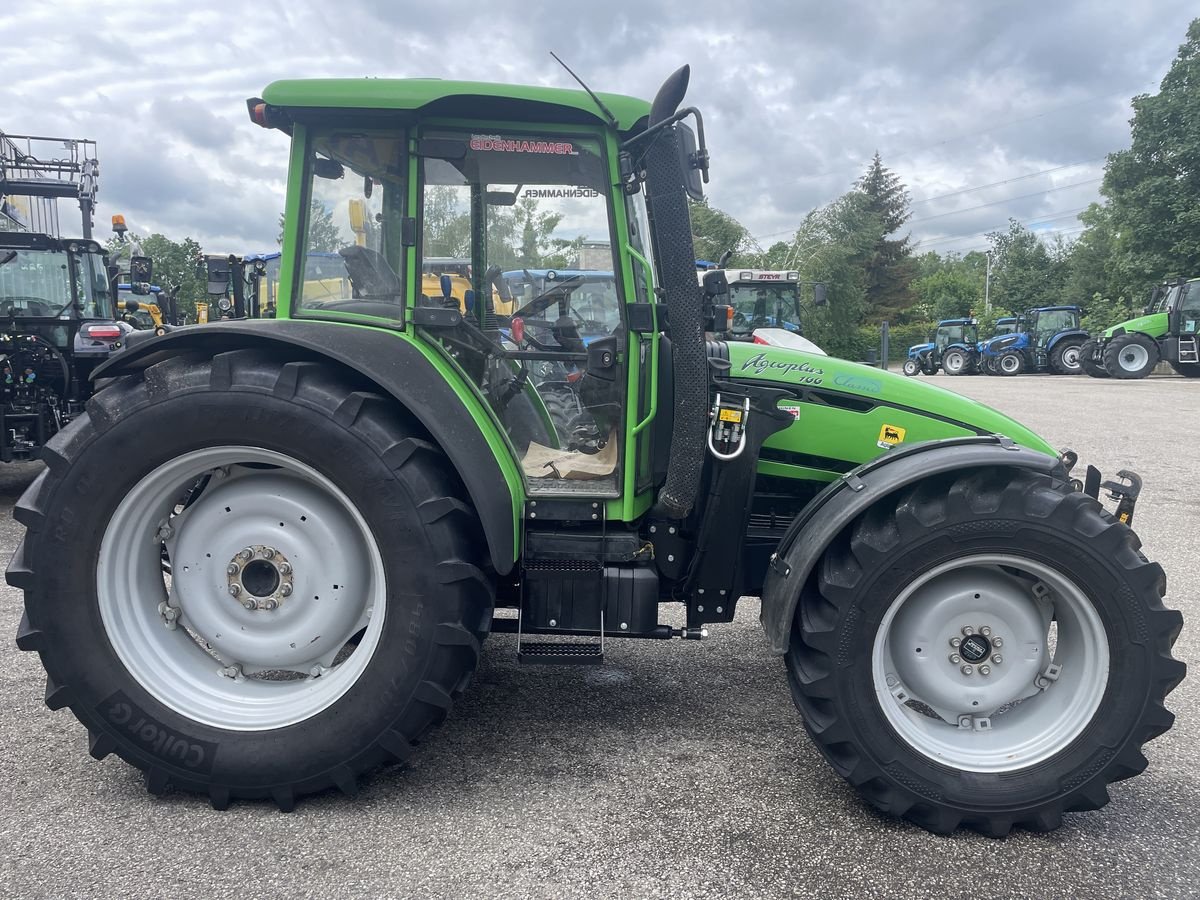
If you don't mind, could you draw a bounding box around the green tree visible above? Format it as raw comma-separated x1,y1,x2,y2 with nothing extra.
912,267,980,321
105,231,205,320
688,198,751,264
985,219,1065,314
278,198,342,251
789,191,879,359
1100,18,1200,296
855,152,916,321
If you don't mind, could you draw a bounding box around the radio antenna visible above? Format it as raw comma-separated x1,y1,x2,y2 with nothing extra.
550,51,620,130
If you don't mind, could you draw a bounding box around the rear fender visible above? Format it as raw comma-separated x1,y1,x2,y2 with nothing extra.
93,320,522,574
758,436,1064,654
1047,329,1088,352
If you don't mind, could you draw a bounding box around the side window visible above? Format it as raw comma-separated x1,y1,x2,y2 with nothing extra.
1180,284,1200,332
296,132,406,321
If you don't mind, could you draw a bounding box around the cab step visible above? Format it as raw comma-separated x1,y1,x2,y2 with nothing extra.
1179,336,1198,363
517,641,604,665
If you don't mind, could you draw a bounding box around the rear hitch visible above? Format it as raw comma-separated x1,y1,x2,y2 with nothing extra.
1101,470,1142,525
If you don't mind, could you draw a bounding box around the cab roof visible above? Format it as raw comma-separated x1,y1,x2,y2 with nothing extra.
260,78,652,133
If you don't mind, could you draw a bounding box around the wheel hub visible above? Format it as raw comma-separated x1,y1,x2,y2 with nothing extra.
226,545,294,611
958,632,991,663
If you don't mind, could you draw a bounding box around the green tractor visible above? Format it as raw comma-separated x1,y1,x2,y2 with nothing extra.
8,68,1183,836
1081,277,1200,379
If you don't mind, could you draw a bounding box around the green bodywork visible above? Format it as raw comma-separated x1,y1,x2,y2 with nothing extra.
1103,312,1169,340
726,345,1056,484
261,77,1061,571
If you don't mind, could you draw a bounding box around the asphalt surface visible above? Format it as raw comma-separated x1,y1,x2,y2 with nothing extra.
0,373,1196,899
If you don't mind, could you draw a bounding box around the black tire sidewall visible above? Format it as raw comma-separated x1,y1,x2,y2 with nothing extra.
33,388,458,791
1105,334,1158,378
831,515,1157,812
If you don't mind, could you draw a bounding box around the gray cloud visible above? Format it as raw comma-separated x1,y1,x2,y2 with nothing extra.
1,0,1194,259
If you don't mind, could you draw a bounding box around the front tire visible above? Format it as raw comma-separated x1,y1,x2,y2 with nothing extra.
902,359,920,377
9,351,494,809
997,351,1025,376
1080,340,1109,378
1104,333,1159,379
786,469,1184,835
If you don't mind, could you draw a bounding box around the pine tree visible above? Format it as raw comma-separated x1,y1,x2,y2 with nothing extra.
855,152,916,322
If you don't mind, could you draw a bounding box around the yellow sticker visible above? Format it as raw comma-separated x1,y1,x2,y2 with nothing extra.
877,424,906,449
718,408,743,423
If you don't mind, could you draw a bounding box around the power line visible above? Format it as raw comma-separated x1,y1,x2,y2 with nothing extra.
911,207,1090,250
909,158,1105,205
907,179,1101,225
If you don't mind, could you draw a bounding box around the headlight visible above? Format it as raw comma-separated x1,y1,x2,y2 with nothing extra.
217,297,233,312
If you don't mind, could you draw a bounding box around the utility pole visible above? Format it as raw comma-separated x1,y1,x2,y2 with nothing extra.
985,251,992,314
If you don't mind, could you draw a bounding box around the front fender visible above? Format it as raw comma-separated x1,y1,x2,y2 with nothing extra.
94,320,523,574
758,436,1064,654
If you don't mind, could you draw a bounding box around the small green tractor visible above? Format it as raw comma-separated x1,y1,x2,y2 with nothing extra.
1081,277,1200,378
8,68,1183,836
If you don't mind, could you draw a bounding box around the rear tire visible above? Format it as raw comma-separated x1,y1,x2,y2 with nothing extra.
1104,333,1159,379
1049,340,1083,375
1079,340,1109,378
8,351,494,809
786,468,1184,835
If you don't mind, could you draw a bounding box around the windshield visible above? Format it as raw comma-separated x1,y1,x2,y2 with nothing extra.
1149,286,1174,313
727,283,801,335
0,248,71,316
936,324,975,347
994,321,1017,336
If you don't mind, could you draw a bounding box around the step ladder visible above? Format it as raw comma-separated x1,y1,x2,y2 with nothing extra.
517,611,605,665
1179,336,1199,364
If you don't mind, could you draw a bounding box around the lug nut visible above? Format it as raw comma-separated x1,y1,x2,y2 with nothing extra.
961,664,974,675
279,562,292,575
241,598,257,610
949,654,961,664
979,626,992,636
979,665,992,676
949,637,961,647
961,625,975,636
992,655,1003,665
261,547,276,559
226,563,240,576
228,584,240,597
262,599,277,611
280,584,293,597
992,637,1003,648
238,548,253,561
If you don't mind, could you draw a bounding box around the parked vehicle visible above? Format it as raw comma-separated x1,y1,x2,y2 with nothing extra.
9,67,1182,836
902,318,978,376
979,306,1087,375
1081,278,1200,379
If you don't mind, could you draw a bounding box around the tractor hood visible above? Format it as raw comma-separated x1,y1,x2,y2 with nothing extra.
1103,311,1169,340
908,342,934,354
722,343,1058,473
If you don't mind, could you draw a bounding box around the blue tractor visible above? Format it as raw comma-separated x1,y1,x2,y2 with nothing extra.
902,317,978,376
979,305,1088,375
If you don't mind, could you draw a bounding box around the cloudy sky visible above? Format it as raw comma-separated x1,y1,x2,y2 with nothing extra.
1,0,1194,259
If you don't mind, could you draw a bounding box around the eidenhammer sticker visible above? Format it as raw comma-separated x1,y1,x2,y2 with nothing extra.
470,135,578,155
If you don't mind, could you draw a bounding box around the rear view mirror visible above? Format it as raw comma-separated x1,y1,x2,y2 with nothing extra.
813,283,827,307
129,254,153,285
205,257,232,296
701,269,728,298
313,158,344,180
485,189,520,206
677,124,704,201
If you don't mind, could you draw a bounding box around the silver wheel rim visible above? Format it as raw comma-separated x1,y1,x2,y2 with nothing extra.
871,554,1109,772
944,351,963,373
1061,346,1080,370
1000,354,1020,373
98,446,386,731
904,360,918,376
1120,344,1149,371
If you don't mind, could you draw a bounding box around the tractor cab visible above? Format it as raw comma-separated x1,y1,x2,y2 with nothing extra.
991,316,1020,337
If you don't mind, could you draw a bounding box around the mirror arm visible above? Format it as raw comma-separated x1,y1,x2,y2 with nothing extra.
620,106,708,183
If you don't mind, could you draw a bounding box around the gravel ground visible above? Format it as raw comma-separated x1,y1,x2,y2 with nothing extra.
0,373,1195,899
